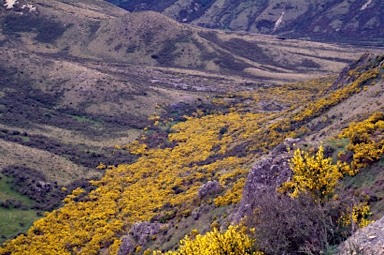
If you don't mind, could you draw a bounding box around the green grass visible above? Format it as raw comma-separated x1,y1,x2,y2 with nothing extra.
17,135,30,143
341,159,384,219
0,174,45,244
0,174,35,206
342,166,381,191
69,114,101,126
327,138,349,163
0,207,41,244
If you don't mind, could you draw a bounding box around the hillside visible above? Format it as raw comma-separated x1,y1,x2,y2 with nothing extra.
108,0,384,46
1,47,384,254
0,0,376,189
0,0,384,254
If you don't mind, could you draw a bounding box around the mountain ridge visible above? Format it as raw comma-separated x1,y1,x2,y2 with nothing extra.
107,0,384,46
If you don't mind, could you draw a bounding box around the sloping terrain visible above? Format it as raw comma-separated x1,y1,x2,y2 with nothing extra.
0,0,383,252
0,0,376,171
338,216,384,255
0,47,383,253
108,0,384,46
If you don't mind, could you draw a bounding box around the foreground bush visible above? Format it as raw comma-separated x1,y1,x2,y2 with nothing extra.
247,192,348,254
278,145,352,203
154,225,263,255
247,144,373,254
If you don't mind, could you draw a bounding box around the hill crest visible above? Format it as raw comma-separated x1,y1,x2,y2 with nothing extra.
107,0,384,46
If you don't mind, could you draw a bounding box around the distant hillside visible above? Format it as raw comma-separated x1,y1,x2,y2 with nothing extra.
0,0,383,251
107,0,384,46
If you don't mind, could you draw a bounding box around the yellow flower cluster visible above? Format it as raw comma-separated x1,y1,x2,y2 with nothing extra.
278,145,351,202
0,187,124,255
279,143,374,231
214,177,246,206
154,225,263,255
339,202,373,229
338,112,384,169
125,140,148,155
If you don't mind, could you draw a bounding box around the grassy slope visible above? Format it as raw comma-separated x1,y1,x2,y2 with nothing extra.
0,174,41,244
0,174,35,205
0,54,383,253
0,0,383,250
0,0,375,179
0,140,98,186
0,208,40,243
308,80,384,142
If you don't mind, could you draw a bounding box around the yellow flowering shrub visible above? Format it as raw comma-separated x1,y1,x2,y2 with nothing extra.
126,140,148,155
96,162,107,169
338,112,384,169
154,225,263,255
339,202,373,229
214,177,246,206
278,145,352,202
294,67,380,123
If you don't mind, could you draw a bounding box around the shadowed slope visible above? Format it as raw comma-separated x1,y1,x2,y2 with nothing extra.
108,0,384,46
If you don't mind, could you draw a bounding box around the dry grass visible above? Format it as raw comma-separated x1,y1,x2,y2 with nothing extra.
308,80,384,142
36,0,126,20
0,140,100,186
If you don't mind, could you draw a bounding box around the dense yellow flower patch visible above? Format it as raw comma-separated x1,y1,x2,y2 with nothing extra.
154,225,263,255
278,146,351,202
0,112,265,254
279,145,374,231
338,112,384,170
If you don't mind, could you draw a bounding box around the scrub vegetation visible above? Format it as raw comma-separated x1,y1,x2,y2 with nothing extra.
0,0,383,253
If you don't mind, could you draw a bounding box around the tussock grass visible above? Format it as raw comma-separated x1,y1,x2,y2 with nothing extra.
0,207,40,245
0,174,35,205
0,140,99,186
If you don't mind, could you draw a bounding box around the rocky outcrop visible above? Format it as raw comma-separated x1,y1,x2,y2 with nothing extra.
118,236,136,255
338,216,384,255
198,180,223,199
231,139,296,222
36,181,52,193
118,221,166,255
